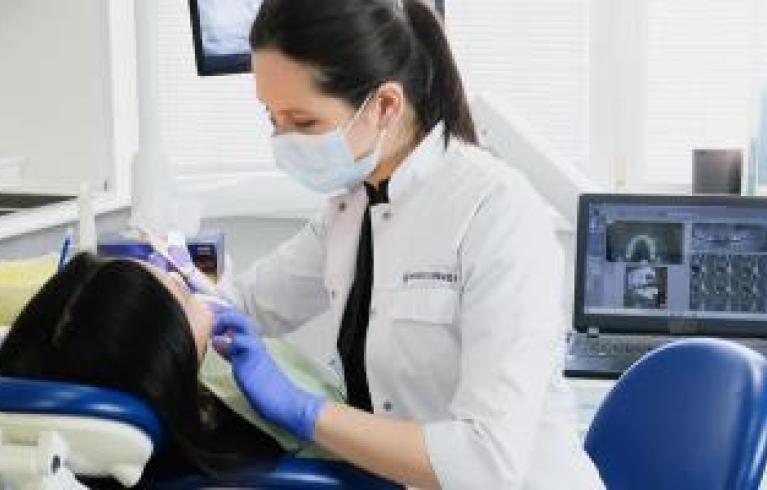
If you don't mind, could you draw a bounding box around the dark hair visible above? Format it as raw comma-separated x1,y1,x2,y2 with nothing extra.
251,0,477,147
0,253,280,477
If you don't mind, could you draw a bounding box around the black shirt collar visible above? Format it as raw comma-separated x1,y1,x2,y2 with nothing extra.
363,179,390,206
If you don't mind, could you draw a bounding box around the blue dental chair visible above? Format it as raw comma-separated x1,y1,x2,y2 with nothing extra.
0,377,400,489
585,338,767,490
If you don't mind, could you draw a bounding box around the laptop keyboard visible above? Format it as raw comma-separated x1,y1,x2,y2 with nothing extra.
569,334,667,358
566,333,767,379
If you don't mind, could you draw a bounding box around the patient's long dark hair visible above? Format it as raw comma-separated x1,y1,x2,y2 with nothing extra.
0,253,280,477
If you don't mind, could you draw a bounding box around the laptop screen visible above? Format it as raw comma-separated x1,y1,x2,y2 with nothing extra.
574,194,767,335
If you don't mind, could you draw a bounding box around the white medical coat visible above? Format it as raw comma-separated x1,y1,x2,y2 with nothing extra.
229,123,604,489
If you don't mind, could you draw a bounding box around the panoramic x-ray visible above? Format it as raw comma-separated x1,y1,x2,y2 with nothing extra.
691,223,767,254
606,222,685,265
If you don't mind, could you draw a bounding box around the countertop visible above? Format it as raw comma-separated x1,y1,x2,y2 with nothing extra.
0,191,130,242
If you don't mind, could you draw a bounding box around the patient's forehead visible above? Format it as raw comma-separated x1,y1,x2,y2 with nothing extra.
133,260,189,305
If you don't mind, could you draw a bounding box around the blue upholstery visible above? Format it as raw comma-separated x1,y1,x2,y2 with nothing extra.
0,377,400,489
0,377,163,444
585,338,767,490
152,456,402,489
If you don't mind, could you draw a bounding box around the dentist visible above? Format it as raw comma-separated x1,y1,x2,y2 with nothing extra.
210,0,604,488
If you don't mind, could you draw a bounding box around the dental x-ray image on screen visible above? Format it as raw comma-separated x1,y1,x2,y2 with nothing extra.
691,223,767,254
605,221,685,265
625,265,668,310
189,0,446,76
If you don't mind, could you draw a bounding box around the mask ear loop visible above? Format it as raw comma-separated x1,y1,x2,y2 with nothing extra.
343,91,376,134
368,126,389,162
344,91,394,163
374,104,396,155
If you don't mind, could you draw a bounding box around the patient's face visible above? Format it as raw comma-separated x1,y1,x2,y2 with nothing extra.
141,263,214,361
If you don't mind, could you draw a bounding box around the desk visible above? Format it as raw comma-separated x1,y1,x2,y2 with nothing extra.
568,377,767,488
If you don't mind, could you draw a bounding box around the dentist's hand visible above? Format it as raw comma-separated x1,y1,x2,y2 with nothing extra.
145,231,218,296
209,304,327,442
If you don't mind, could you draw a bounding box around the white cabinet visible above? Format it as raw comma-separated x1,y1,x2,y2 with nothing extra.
0,0,137,199
0,1,138,239
568,378,614,437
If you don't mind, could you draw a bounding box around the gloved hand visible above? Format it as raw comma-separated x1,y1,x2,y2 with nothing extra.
145,231,218,296
209,303,327,442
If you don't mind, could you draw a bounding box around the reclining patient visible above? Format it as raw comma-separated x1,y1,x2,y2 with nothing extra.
0,252,342,481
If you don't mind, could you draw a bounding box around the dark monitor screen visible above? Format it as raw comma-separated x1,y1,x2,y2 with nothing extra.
189,0,446,76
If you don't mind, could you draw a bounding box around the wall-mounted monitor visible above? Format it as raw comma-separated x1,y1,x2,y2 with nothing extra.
189,0,446,76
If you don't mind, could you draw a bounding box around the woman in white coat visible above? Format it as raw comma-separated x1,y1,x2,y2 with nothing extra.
208,0,605,488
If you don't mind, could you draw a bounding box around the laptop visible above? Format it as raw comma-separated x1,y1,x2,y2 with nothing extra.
565,193,767,379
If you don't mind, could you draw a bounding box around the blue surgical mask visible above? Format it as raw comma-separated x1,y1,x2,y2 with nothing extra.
270,94,386,194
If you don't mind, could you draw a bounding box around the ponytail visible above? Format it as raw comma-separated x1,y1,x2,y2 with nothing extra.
402,0,478,146
251,0,478,148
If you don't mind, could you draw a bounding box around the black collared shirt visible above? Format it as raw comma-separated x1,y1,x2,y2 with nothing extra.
336,180,390,412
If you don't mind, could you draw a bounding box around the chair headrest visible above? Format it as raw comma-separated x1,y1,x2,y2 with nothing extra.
0,377,162,445
586,338,767,489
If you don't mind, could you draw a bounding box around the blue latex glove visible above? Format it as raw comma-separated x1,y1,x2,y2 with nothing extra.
144,231,217,295
210,304,327,442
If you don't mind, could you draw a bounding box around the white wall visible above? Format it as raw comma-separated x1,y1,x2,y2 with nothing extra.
0,0,114,191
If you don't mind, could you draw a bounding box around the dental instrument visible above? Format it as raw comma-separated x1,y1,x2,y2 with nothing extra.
58,228,74,272
134,227,219,296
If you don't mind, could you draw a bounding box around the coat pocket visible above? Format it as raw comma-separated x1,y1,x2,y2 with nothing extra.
390,287,459,326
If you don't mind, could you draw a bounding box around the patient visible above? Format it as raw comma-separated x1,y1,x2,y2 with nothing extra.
0,252,289,479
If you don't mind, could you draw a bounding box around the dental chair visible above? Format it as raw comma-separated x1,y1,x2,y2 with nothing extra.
0,377,401,489
586,338,767,490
